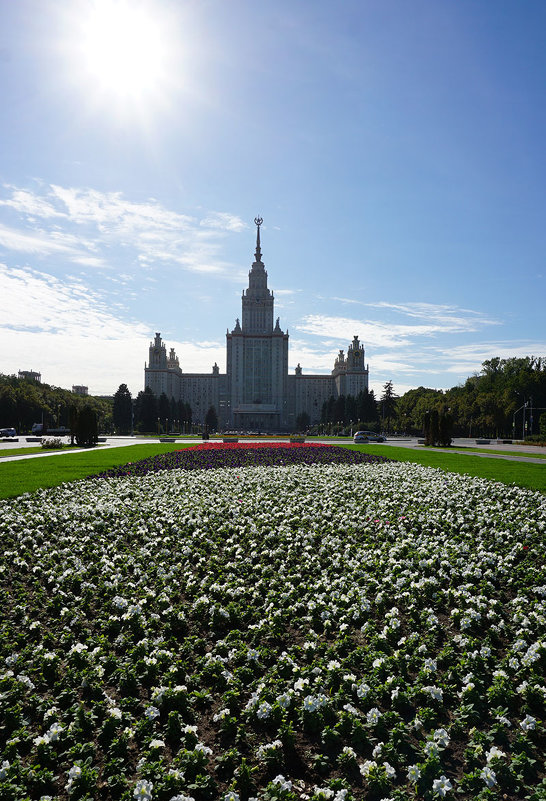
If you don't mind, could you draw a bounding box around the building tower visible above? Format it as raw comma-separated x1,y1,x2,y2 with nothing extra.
226,218,289,430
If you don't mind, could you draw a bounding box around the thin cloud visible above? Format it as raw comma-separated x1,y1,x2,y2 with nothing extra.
200,212,247,232
331,298,500,329
0,182,248,277
0,224,77,255
439,341,546,374
0,263,150,395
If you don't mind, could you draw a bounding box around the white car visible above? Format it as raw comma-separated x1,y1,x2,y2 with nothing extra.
0,427,17,437
353,430,386,443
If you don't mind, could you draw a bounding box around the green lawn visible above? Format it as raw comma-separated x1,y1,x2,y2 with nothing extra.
0,441,544,499
0,444,188,499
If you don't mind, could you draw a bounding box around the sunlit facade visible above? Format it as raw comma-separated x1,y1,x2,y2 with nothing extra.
145,219,369,430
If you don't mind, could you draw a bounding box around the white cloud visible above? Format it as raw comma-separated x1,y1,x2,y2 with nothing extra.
438,341,546,374
0,263,150,394
0,183,248,277
0,224,78,255
160,338,226,374
0,188,64,219
199,212,247,232
296,315,415,348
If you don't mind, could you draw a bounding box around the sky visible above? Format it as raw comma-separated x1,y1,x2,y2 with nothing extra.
1,0,545,399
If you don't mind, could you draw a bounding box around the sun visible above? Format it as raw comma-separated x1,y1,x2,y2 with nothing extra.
68,0,174,108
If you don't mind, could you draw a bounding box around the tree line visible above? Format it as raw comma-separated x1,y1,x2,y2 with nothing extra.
0,374,111,434
113,385,218,434
391,357,546,439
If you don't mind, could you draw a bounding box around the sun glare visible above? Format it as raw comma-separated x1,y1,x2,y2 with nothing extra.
69,0,174,110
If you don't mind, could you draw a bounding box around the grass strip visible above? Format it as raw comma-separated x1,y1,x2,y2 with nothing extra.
0,444,188,499
420,444,546,459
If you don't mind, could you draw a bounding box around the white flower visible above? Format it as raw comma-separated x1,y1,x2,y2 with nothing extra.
433,728,450,748
424,741,439,758
272,775,292,791
356,682,370,698
432,775,453,796
366,707,381,725
407,764,421,782
47,722,64,741
423,685,443,702
383,761,396,778
67,764,82,789
520,714,536,731
486,745,505,762
134,779,154,800
149,738,165,748
109,706,122,719
0,760,9,780
276,691,293,709
359,759,377,777
224,793,240,801
480,766,497,787
145,706,160,721
256,701,272,719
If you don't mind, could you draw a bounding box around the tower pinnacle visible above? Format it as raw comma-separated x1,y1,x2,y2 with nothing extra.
254,216,263,261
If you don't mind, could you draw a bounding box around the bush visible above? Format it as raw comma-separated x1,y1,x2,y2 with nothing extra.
41,437,63,450
74,405,98,447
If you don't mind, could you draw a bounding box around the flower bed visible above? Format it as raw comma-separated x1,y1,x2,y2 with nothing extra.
0,460,545,801
94,443,392,480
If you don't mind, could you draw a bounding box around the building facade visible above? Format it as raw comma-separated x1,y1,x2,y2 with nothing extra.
145,218,369,431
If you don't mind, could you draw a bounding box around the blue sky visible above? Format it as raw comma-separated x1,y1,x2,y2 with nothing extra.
1,0,544,398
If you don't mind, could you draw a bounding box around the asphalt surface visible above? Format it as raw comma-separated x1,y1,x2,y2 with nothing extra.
0,436,545,464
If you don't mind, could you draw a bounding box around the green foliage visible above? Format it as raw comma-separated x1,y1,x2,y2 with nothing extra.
320,388,379,428
295,410,310,431
134,386,158,432
0,373,111,433
205,405,219,432
112,384,132,434
380,380,397,433
394,357,546,437
424,407,452,446
74,405,98,447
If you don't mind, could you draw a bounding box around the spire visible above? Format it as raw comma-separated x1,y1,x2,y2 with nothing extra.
254,216,263,263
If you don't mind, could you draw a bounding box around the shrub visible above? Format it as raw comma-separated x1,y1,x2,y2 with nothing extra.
41,437,63,450
74,405,98,447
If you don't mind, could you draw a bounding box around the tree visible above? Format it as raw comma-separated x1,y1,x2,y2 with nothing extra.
205,405,218,432
380,381,397,433
158,392,170,433
113,384,132,434
74,404,98,447
438,408,453,447
295,411,310,432
134,387,157,432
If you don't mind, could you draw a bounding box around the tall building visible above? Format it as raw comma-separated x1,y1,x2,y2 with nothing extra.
145,218,369,430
